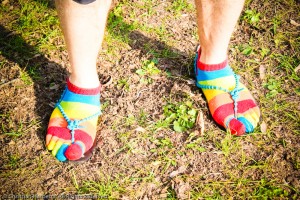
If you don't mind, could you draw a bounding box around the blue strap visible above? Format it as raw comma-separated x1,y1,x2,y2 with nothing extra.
197,74,243,118
55,88,101,143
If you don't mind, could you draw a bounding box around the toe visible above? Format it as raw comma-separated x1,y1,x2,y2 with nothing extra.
65,143,83,160
52,140,64,156
228,118,246,136
237,116,254,133
56,144,69,162
238,107,260,133
247,108,260,128
251,106,260,124
47,136,59,150
46,134,52,146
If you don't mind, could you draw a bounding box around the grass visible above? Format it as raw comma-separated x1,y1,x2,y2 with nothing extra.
1,113,25,137
6,0,60,53
161,100,198,133
136,59,161,84
117,78,130,91
106,4,137,47
0,0,299,198
5,154,21,170
190,179,294,199
242,9,260,27
77,178,125,199
169,0,193,15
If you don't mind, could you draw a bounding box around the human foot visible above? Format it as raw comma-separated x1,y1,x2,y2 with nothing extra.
46,78,101,161
195,49,260,135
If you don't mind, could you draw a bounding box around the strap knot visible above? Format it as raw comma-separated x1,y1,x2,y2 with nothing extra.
66,119,84,143
55,88,101,144
230,88,243,100
67,119,81,131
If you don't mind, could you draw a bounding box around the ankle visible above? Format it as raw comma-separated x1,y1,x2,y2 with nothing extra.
69,74,100,88
199,48,227,64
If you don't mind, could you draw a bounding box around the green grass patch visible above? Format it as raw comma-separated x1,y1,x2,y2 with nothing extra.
155,101,198,133
136,59,161,84
75,176,126,199
1,114,24,137
190,179,293,199
242,9,260,26
5,0,60,53
263,78,282,98
106,4,137,46
117,78,130,92
167,0,193,17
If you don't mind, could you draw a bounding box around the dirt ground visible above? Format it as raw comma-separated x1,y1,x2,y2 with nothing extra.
0,0,299,199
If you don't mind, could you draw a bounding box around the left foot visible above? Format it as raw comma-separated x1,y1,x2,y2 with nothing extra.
195,49,260,135
46,78,101,161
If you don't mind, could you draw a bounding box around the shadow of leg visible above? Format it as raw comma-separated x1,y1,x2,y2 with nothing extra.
0,24,68,144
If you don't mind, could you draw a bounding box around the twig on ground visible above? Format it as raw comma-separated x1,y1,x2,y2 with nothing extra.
0,78,19,89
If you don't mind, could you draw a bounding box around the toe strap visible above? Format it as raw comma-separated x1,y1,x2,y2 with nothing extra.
55,100,101,144
197,74,243,118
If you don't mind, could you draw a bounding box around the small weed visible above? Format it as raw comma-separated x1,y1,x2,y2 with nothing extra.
106,4,136,45
273,54,300,82
243,9,260,26
117,132,132,143
252,179,289,198
219,133,232,157
117,78,130,91
161,101,197,133
272,17,281,35
168,0,193,16
77,176,125,198
129,171,156,182
157,137,173,148
162,156,177,172
153,118,170,130
273,32,287,49
1,116,25,138
146,47,179,59
27,65,41,80
216,132,241,157
167,187,177,199
186,137,206,152
139,0,156,17
136,59,160,84
154,25,172,44
260,47,270,58
137,109,149,127
5,154,20,170
125,114,136,126
101,100,110,111
263,78,281,98
20,71,33,85
238,43,254,56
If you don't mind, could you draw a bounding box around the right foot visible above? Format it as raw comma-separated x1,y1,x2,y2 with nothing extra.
195,50,260,135
46,78,101,161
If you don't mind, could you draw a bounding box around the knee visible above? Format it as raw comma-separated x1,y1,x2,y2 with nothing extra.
72,0,96,5
73,0,112,8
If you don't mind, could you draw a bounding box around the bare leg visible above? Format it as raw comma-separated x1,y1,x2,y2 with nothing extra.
46,0,111,161
56,0,111,87
195,0,244,64
194,0,260,135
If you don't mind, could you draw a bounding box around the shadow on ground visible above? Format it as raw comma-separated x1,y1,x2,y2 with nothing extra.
0,13,196,148
0,24,67,143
